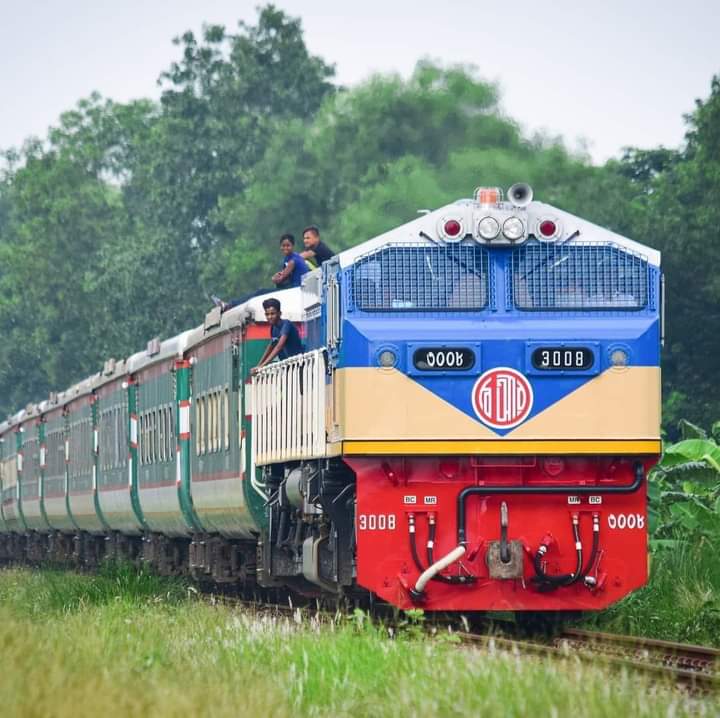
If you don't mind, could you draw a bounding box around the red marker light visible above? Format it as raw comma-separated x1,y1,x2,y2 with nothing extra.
444,219,462,237
539,220,557,238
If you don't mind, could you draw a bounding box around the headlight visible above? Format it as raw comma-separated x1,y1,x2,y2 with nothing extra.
610,349,629,367
378,350,397,368
502,217,525,241
477,216,500,240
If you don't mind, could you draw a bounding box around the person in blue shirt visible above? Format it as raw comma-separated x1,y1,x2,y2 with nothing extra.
272,234,310,289
216,234,309,313
251,298,304,374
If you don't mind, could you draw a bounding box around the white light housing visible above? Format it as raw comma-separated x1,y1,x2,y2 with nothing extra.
437,216,465,243
378,350,397,368
502,217,525,241
535,216,562,241
610,349,629,367
477,216,500,240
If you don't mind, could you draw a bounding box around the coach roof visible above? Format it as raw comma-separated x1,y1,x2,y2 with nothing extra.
127,330,194,375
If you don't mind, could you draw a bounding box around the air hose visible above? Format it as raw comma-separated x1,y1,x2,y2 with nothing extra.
408,514,475,590
532,514,600,591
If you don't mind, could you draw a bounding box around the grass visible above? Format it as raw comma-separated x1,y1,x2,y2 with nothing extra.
0,566,717,717
584,539,720,646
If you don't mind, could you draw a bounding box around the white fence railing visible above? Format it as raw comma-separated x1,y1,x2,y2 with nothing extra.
251,349,327,465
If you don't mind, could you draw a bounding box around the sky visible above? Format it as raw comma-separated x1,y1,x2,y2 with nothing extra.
1,0,719,164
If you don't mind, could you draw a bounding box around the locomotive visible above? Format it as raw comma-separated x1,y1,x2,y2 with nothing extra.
0,183,662,613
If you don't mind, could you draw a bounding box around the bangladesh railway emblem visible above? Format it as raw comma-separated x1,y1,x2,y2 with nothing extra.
472,367,533,430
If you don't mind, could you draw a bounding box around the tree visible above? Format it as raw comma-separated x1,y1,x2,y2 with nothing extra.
218,62,620,293
0,144,127,416
125,6,335,296
618,75,720,429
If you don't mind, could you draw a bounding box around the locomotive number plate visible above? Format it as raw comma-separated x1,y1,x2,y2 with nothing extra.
413,347,475,371
531,347,593,370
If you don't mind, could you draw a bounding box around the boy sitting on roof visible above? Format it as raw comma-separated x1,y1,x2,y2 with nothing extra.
272,234,310,289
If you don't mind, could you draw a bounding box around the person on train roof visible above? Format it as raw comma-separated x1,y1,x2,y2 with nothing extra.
300,225,335,269
272,234,310,289
251,298,303,375
217,232,306,311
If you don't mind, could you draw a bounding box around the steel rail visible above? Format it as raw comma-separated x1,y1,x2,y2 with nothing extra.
455,629,720,691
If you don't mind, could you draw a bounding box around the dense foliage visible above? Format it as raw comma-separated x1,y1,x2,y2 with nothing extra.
0,5,717,430
587,422,720,643
649,420,720,545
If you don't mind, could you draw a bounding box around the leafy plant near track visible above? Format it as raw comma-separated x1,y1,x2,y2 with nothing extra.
585,419,720,644
649,419,720,546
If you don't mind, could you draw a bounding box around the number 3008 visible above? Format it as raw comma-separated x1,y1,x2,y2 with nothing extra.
357,514,396,531
607,513,645,530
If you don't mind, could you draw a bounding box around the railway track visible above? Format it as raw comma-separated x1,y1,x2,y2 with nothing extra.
205,593,720,690
456,627,720,691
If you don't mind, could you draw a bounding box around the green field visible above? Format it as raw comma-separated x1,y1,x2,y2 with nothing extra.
0,565,716,718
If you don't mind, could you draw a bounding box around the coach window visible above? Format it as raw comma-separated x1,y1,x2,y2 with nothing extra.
76,421,82,475
159,409,164,462
223,388,230,451
166,407,173,459
214,392,220,453
215,392,220,453
154,410,160,464
214,391,221,453
158,408,164,462
159,407,166,461
166,406,173,460
106,409,111,470
144,413,149,465
203,397,208,455
208,393,215,454
207,393,214,454
161,408,167,462
197,396,205,456
113,407,120,468
206,395,212,454
218,392,222,453
147,411,152,464
154,410,160,463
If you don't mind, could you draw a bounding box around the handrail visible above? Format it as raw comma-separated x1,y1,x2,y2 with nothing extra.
251,349,326,466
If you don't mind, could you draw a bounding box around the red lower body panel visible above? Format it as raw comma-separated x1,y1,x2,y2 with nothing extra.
346,456,656,612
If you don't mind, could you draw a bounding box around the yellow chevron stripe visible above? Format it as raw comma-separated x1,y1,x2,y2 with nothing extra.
342,439,661,456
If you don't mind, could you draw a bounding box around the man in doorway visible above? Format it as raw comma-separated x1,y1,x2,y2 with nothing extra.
251,298,303,375
300,225,335,269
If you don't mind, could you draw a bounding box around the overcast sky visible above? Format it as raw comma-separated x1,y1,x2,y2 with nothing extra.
1,0,718,164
